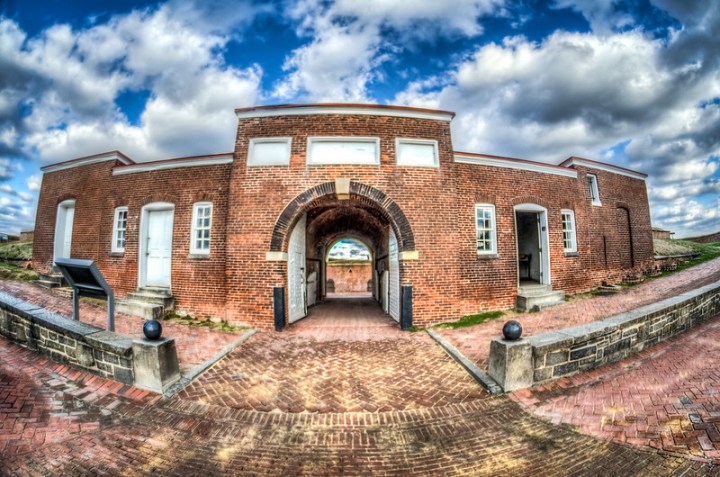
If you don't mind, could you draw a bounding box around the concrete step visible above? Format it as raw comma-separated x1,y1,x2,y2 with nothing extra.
139,286,173,297
33,279,60,289
116,300,164,320
516,289,565,312
126,291,175,311
33,273,67,289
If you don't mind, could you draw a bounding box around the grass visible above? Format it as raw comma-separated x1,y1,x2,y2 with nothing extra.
409,310,506,332
653,240,720,277
161,311,242,332
0,261,39,281
0,241,32,259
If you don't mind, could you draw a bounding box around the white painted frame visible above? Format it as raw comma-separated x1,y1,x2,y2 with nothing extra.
587,174,602,206
475,204,498,255
307,137,380,165
111,206,128,253
247,137,292,166
396,138,439,167
53,199,76,265
138,202,175,288
561,209,577,253
190,202,213,255
514,203,551,286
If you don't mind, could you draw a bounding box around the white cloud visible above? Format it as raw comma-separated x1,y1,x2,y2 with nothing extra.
275,0,505,101
1,3,264,164
553,0,635,34
26,174,41,191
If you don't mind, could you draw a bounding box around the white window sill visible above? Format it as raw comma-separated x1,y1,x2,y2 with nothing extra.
189,253,210,260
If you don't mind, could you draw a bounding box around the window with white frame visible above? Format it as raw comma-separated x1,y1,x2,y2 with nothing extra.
307,137,379,165
587,174,601,205
475,204,497,255
248,138,291,166
111,206,128,253
396,138,439,167
561,209,577,253
191,202,212,254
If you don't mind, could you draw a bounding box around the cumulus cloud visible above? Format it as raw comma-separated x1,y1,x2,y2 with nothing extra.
25,174,41,191
553,0,635,34
394,5,720,236
0,2,265,163
275,0,505,101
0,184,32,202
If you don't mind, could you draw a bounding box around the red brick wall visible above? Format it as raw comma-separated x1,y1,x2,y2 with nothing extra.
327,263,372,293
33,110,654,330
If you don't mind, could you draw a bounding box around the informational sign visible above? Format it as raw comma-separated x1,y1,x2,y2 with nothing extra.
53,258,115,331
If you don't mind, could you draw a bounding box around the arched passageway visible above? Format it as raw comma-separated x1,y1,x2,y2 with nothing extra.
277,182,413,329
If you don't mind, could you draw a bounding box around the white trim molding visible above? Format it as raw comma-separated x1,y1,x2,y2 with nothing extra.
111,206,128,253
42,151,133,173
265,251,288,261
561,157,647,181
455,154,577,178
112,154,233,175
307,137,380,165
236,104,454,122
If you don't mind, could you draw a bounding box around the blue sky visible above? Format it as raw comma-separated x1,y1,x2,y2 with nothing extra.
0,0,718,237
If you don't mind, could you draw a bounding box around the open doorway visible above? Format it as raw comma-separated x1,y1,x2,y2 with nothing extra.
514,205,550,287
326,238,372,297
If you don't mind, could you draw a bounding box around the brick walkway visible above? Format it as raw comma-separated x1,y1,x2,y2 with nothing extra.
178,297,487,412
0,281,245,369
438,256,720,370
513,314,720,461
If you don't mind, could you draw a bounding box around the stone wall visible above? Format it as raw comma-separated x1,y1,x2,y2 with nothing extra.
327,262,372,293
0,291,134,384
489,281,720,392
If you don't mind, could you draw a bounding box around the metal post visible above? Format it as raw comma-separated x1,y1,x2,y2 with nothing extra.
401,286,413,331
273,287,285,331
107,290,115,332
72,287,80,321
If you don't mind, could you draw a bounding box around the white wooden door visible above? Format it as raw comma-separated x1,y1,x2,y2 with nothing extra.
54,201,75,263
307,271,317,307
145,209,174,287
381,270,389,313
62,206,74,258
288,214,307,323
388,228,400,322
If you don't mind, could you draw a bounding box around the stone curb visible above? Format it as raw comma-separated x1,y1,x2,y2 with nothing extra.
427,329,502,395
164,329,256,398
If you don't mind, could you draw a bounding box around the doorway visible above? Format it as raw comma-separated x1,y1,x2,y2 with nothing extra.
139,203,174,288
53,199,75,264
514,204,550,286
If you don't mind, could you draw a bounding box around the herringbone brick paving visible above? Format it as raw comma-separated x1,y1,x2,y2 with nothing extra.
2,327,717,476
513,313,720,462
439,256,720,369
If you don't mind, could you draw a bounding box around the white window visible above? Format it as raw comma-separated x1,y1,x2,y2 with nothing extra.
475,204,497,255
191,202,212,254
111,206,128,253
396,138,439,167
248,138,291,166
307,137,379,165
561,209,577,253
587,174,601,206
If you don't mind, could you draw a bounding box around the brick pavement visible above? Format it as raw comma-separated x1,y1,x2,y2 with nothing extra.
0,280,246,369
513,314,720,462
177,298,487,412
2,280,720,474
439,256,720,370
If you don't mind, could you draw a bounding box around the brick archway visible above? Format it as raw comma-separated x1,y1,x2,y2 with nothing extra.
269,181,415,253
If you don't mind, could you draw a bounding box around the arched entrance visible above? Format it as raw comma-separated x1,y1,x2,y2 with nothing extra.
271,181,414,329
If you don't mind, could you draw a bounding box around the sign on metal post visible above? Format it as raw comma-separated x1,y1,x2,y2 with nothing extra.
53,258,115,332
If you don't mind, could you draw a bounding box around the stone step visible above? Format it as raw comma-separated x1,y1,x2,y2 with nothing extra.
33,273,67,289
138,286,173,297
126,291,175,311
33,279,60,289
116,300,164,320
516,289,565,312
518,284,553,296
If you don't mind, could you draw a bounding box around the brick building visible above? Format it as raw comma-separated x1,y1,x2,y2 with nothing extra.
33,104,654,330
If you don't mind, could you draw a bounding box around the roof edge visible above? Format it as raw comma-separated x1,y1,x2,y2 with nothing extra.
454,151,578,178
560,156,648,180
235,103,455,121
41,151,134,173
112,153,233,175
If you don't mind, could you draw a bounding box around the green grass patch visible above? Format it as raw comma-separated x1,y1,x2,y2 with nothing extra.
653,240,720,278
0,261,39,281
0,241,32,259
162,312,241,332
431,310,506,330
